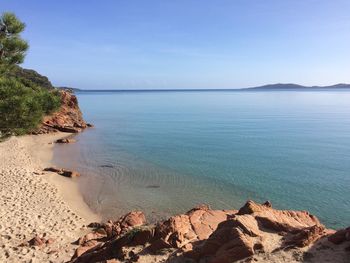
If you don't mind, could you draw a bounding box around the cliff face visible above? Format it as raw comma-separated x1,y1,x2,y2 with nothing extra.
35,90,91,134
70,200,349,263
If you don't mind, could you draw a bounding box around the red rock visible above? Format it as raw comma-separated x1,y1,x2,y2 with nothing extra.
56,126,81,133
154,214,195,248
35,90,88,134
229,214,261,237
238,200,272,215
186,222,254,263
129,227,155,246
188,206,237,240
284,225,326,248
78,231,106,246
55,138,76,143
46,238,55,245
255,210,321,233
28,236,45,247
73,240,101,259
71,200,337,263
328,227,350,245
118,211,146,229
239,201,322,233
151,206,236,251
210,230,254,263
71,234,131,262
102,211,146,238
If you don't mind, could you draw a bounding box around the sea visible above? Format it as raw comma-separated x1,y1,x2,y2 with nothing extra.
53,89,350,228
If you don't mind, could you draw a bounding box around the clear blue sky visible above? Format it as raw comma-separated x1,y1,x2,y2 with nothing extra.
1,0,350,89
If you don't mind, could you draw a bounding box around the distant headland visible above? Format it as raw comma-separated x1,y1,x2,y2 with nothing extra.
64,83,350,93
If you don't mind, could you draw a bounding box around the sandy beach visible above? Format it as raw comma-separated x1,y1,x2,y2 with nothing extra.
0,133,99,263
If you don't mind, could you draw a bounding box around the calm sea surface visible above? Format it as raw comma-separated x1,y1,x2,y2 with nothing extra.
53,90,350,228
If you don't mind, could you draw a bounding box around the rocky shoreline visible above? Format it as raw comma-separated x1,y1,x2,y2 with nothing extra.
69,201,349,263
34,90,93,134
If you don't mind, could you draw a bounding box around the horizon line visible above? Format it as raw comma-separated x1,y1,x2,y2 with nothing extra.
66,83,350,92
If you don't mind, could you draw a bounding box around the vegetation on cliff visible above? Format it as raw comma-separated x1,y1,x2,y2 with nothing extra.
0,12,61,137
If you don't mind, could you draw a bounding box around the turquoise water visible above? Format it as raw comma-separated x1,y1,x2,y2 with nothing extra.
53,90,350,228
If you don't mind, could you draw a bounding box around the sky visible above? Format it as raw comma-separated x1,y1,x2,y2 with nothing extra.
1,0,350,89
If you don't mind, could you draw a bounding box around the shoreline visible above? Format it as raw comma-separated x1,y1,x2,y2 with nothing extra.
1,133,349,263
30,132,100,223
0,132,99,262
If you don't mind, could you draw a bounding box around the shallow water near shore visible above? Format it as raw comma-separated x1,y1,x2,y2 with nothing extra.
53,90,350,228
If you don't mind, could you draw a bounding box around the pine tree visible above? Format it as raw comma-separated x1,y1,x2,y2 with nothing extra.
0,12,28,73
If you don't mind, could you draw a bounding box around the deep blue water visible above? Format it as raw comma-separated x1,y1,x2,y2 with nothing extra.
53,90,350,228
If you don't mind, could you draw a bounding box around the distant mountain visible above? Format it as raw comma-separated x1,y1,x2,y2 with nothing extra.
71,83,350,92
57,87,81,92
246,83,350,90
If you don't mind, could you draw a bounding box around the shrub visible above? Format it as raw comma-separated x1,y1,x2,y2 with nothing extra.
0,77,61,136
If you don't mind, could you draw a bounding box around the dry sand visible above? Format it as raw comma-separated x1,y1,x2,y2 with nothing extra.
0,133,99,263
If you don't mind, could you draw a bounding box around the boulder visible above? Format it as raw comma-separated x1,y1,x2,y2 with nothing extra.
186,223,254,263
328,227,350,245
187,205,237,240
129,227,155,246
150,205,237,251
238,200,272,215
55,138,76,143
118,211,146,229
239,200,322,233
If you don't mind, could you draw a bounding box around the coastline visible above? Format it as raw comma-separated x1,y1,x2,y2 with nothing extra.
0,132,99,262
28,132,100,223
1,133,348,263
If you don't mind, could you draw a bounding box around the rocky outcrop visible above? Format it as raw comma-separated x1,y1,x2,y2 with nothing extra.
148,204,237,252
35,90,92,134
328,227,350,245
71,211,147,262
70,201,349,263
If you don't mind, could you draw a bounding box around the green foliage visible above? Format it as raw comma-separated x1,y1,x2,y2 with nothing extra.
0,77,61,136
6,65,54,90
0,12,29,73
36,88,61,114
0,12,61,137
0,77,42,135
